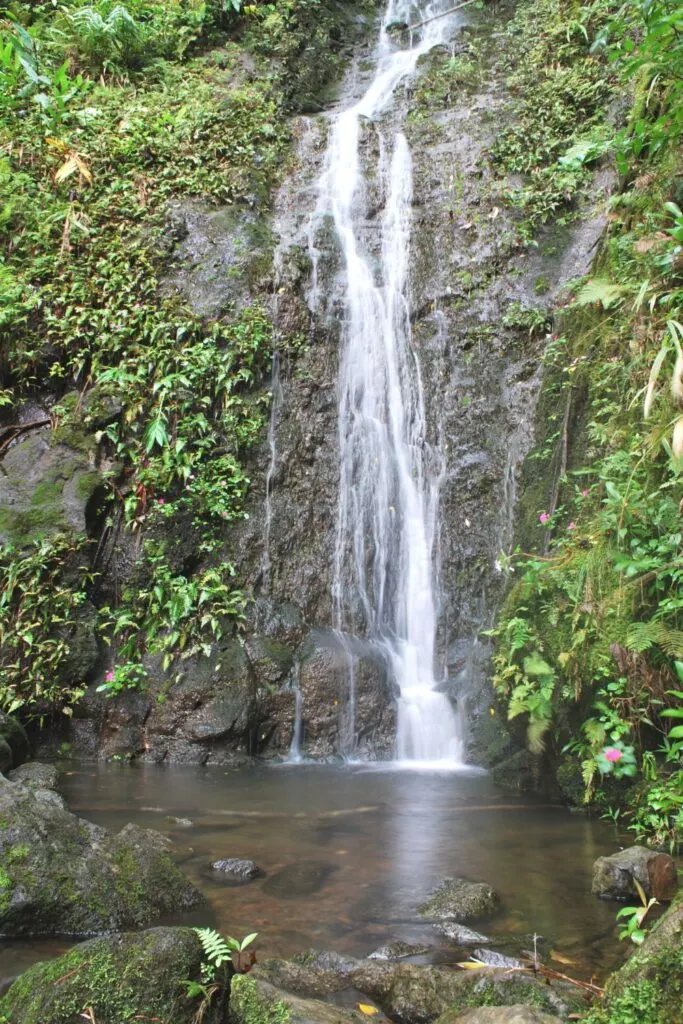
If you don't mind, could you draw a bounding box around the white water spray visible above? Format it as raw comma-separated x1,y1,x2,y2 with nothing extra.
309,0,466,764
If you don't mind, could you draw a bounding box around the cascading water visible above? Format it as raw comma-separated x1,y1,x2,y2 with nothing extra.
309,0,466,765
261,350,283,591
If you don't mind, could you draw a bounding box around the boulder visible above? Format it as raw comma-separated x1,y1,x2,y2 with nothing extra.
0,927,225,1024
586,892,683,1023
0,713,29,772
0,778,203,936
209,857,263,883
442,1010,560,1024
418,878,500,922
592,846,678,902
7,761,58,790
471,950,525,969
231,974,389,1024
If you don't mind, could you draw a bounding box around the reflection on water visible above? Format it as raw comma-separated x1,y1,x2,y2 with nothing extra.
1,763,626,983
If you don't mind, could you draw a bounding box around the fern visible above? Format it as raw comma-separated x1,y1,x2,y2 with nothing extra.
574,278,627,309
194,928,233,970
626,621,683,658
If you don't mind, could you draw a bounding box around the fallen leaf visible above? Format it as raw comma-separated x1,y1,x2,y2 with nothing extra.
456,960,487,970
357,1004,379,1015
550,950,576,965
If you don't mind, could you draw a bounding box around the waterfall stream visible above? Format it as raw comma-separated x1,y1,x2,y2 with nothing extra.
309,0,466,764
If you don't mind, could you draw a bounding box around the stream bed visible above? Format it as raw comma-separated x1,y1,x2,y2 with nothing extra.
1,763,627,983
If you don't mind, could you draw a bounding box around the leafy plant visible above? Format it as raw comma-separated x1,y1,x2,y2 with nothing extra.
616,878,658,945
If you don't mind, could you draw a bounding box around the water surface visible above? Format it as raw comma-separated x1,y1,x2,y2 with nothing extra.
2,763,627,984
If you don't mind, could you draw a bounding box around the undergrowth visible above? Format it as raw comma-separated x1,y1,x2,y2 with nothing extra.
489,0,683,849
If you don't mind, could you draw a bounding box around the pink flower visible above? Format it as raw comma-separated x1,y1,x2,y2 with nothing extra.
157,498,165,505
105,670,115,682
539,512,550,524
568,521,576,530
604,747,622,763
581,489,589,498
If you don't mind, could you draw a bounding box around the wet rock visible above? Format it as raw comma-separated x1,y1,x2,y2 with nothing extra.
0,778,203,936
166,815,193,827
262,860,338,899
442,1010,561,1023
160,200,274,317
472,949,525,969
347,962,578,1023
7,761,58,790
434,923,491,945
491,751,540,794
297,951,362,978
209,857,263,882
369,941,432,960
249,958,349,999
0,713,29,772
592,846,678,902
231,974,390,1024
418,878,500,922
0,927,224,1024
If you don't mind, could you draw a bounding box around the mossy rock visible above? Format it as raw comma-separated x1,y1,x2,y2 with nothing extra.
0,778,203,935
0,926,225,1024
418,878,500,923
230,973,386,1024
555,757,585,807
582,892,683,1024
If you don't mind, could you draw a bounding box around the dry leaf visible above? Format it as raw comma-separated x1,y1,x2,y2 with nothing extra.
55,153,92,185
456,960,487,970
550,950,576,965
357,1004,379,1015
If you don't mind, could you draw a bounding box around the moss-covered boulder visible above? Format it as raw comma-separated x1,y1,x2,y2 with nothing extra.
0,777,203,936
417,878,500,923
0,713,29,772
583,892,683,1024
0,926,224,1024
7,761,58,790
442,1010,561,1023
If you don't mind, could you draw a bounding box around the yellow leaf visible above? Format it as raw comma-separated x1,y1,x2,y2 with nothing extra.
55,153,92,185
357,1005,379,1015
550,950,576,965
456,961,487,970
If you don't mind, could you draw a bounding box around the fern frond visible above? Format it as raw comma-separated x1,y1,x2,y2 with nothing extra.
194,927,232,968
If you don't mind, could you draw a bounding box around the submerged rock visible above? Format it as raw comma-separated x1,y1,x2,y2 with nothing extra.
210,857,263,882
434,923,491,946
0,927,224,1024
592,846,678,902
418,878,500,922
262,860,338,899
369,941,432,960
0,778,203,936
471,950,525,970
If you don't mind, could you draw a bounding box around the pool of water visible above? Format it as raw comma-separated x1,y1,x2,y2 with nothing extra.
1,762,628,984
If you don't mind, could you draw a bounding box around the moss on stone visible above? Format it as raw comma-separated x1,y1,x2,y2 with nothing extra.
0,927,210,1024
230,975,291,1024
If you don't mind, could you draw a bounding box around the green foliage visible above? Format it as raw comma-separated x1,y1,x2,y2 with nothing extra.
490,0,683,850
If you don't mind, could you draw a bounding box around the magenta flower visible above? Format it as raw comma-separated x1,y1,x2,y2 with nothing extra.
157,498,165,505
568,521,576,530
539,512,550,524
604,747,622,763
105,670,115,682
581,489,589,498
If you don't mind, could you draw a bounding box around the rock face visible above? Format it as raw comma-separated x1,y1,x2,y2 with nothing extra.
0,714,28,773
0,777,203,936
592,846,678,902
418,878,500,922
6,760,58,790
0,927,224,1024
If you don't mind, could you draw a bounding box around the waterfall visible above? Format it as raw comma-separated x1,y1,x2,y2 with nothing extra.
288,663,304,762
309,0,466,765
